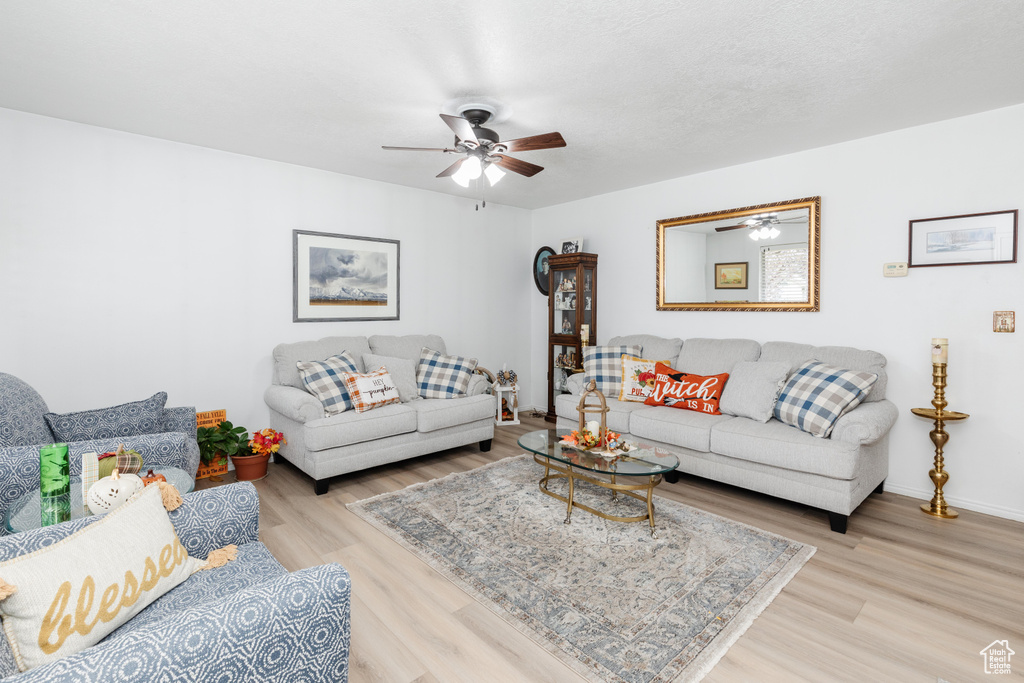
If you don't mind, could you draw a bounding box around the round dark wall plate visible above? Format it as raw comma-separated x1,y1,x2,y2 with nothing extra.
533,246,555,296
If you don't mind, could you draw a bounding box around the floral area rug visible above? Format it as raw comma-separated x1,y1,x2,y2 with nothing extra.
348,455,815,682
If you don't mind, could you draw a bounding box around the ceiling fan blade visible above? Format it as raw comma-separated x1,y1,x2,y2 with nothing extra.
493,155,544,177
382,146,457,152
439,114,479,144
714,224,750,232
436,158,466,178
501,132,566,153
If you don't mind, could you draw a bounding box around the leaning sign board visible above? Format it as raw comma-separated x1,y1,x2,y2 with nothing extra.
196,409,229,480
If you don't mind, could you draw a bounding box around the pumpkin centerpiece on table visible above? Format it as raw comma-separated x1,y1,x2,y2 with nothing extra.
86,467,144,515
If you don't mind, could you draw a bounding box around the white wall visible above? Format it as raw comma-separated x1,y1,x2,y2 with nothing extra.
0,108,533,432
530,104,1024,521
664,230,706,301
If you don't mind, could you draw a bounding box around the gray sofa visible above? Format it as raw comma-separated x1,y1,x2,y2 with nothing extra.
265,334,496,494
556,335,898,533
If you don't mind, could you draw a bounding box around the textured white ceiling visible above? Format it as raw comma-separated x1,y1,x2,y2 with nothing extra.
2,1,1023,209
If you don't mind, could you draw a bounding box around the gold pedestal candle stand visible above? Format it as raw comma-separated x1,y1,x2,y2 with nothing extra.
911,363,968,519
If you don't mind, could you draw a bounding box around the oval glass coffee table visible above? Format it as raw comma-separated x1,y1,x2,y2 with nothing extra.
4,467,195,534
518,429,680,537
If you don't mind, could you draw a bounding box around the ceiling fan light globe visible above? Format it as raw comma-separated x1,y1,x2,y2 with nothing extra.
749,231,760,241
768,227,781,238
484,163,506,186
759,227,771,238
452,173,471,188
462,156,482,180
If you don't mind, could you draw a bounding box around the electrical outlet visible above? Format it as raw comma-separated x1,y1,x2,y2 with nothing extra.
883,262,908,277
994,311,1015,332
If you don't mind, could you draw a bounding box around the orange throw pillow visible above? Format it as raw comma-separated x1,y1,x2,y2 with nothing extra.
644,362,729,415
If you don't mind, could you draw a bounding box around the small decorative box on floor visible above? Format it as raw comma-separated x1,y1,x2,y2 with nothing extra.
494,368,519,426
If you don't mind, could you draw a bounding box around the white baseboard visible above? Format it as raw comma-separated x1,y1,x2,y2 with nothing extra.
883,483,1024,523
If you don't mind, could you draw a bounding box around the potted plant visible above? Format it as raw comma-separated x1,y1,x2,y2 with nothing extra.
196,421,249,480
230,427,285,482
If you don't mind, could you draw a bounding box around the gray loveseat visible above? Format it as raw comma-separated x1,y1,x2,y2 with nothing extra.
556,335,898,533
265,335,496,494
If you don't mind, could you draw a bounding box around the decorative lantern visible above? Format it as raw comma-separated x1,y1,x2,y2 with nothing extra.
576,380,614,454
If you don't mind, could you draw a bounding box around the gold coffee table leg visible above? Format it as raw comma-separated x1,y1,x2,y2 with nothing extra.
564,465,574,525
647,476,657,538
610,473,617,500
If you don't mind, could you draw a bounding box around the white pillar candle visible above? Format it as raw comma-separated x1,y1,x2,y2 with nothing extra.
931,338,948,364
586,420,601,435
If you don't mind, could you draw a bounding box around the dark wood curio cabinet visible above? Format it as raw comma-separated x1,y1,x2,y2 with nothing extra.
545,252,597,422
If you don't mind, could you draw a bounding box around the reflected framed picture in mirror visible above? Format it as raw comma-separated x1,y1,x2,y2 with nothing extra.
714,262,748,289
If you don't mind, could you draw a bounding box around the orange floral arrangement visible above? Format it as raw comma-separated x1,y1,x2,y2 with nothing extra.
561,428,621,450
249,428,286,457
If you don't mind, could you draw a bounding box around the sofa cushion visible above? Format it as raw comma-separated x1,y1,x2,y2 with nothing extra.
554,393,648,434
369,334,446,361
710,417,861,480
303,404,417,451
582,345,642,398
417,348,478,399
362,354,421,403
759,341,888,402
774,361,878,438
296,353,360,415
630,406,733,452
719,361,791,423
273,337,371,389
619,355,667,403
608,335,683,366
412,395,495,433
342,368,401,413
44,392,168,442
676,338,761,375
644,362,729,415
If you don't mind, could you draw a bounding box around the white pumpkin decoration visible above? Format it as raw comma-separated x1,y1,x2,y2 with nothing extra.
86,468,144,515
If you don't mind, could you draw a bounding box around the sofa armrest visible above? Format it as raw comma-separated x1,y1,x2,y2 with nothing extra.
565,372,585,395
170,483,260,558
830,399,899,446
162,406,197,438
466,373,491,396
6,563,352,682
264,385,323,423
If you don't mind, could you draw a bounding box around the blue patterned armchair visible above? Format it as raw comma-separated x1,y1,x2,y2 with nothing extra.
0,482,352,681
0,373,201,532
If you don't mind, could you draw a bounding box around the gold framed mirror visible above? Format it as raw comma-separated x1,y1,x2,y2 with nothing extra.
656,196,820,311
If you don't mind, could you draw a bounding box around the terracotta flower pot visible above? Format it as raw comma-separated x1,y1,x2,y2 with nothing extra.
230,452,271,481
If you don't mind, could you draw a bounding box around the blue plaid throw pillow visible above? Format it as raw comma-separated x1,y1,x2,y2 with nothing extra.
774,361,878,438
418,347,478,399
296,352,360,415
582,345,642,398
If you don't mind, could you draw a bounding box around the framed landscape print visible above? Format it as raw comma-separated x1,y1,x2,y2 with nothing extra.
293,230,400,322
908,209,1018,267
714,262,748,289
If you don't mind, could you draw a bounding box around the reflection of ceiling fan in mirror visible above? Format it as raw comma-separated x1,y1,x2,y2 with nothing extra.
381,104,566,188
715,212,807,241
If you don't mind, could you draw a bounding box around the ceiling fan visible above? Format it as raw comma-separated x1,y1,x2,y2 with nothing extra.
382,106,566,188
714,212,807,241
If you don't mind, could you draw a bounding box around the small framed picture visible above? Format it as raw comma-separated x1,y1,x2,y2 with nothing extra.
908,209,1018,267
533,246,555,296
559,238,583,254
554,292,566,310
714,262,748,289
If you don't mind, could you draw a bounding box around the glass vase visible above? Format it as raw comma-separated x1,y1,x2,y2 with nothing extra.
39,443,71,527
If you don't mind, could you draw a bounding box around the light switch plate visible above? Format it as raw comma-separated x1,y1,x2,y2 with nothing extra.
994,311,1015,332
883,262,908,277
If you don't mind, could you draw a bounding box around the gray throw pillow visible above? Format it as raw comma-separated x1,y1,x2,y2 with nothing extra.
718,361,791,423
363,354,421,403
44,392,168,442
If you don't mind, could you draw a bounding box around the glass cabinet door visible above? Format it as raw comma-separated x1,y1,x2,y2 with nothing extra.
581,267,594,343
552,343,580,393
552,267,578,336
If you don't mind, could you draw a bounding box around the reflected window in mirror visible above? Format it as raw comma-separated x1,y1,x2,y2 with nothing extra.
656,197,820,311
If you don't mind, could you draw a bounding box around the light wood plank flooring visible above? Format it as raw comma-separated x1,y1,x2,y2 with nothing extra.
199,415,1024,682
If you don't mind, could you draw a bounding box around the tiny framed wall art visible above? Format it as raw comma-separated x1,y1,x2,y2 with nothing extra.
908,209,1018,268
293,230,400,322
559,238,583,254
714,262,748,289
